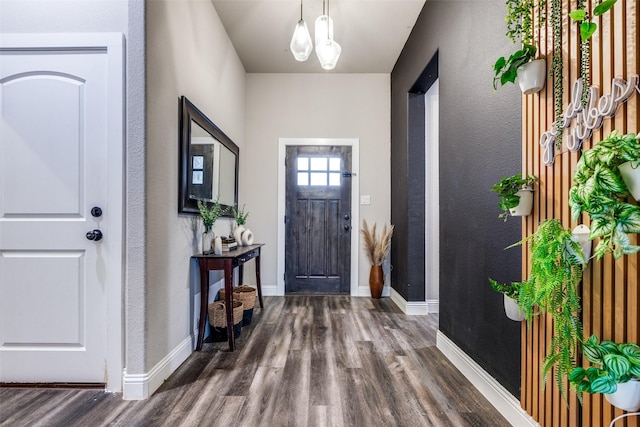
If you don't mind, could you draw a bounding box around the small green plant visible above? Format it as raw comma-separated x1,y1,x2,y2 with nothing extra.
569,131,640,259
231,204,249,226
493,219,586,398
493,44,537,90
491,174,537,221
568,0,617,109
489,278,520,299
197,198,226,232
570,335,640,396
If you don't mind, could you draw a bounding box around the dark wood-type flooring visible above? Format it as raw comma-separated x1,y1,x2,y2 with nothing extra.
1,296,510,427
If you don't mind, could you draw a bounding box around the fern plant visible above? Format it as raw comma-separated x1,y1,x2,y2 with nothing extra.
494,219,586,398
569,131,640,259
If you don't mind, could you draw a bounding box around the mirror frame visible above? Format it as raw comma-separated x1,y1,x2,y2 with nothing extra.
179,96,239,215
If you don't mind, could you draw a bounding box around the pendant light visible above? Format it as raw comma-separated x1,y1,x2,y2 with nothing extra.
290,0,313,62
314,0,341,70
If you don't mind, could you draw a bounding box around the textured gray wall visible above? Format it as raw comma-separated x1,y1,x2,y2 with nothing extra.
391,0,524,396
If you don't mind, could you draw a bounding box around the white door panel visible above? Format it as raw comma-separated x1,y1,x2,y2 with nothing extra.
0,35,122,385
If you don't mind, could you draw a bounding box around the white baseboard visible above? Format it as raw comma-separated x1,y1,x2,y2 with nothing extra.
261,284,278,296
122,336,192,400
436,331,539,427
389,288,439,315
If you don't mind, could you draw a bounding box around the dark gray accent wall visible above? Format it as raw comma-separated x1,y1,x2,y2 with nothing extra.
391,1,524,396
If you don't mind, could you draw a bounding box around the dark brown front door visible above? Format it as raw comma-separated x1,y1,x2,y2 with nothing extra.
285,145,352,294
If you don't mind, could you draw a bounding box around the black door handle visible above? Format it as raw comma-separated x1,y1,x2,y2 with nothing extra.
91,207,103,217
86,229,103,241
344,224,350,231
344,214,350,220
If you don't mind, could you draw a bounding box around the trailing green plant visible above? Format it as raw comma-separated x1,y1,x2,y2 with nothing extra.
569,0,618,43
550,0,563,137
569,131,640,259
568,0,618,110
493,0,546,90
569,335,640,398
566,0,591,108
197,197,226,232
505,0,547,44
495,219,586,398
231,204,249,226
491,174,537,221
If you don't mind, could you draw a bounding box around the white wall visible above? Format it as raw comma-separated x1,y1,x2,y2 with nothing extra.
245,74,391,293
0,0,128,32
145,0,245,372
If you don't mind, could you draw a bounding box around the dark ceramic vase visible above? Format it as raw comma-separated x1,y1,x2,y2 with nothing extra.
369,265,383,299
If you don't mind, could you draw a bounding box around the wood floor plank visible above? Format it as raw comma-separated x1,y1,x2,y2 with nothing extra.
0,296,510,427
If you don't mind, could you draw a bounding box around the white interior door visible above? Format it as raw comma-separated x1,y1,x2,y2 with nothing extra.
0,34,123,385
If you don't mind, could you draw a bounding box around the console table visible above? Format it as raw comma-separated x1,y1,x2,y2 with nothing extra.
193,244,264,351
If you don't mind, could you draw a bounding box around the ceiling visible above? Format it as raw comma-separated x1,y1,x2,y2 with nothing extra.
211,0,427,73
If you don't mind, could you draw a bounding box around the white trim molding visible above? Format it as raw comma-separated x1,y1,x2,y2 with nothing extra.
389,288,439,315
122,336,192,400
436,331,539,427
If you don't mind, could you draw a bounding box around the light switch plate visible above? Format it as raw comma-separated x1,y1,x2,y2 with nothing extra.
361,195,371,205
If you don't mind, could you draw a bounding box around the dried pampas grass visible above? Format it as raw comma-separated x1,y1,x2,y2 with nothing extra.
361,219,394,266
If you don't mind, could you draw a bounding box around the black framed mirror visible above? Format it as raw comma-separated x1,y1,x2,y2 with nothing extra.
179,96,239,215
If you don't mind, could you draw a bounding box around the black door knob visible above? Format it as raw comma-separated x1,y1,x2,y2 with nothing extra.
344,224,351,231
344,214,350,220
86,229,103,241
91,207,103,217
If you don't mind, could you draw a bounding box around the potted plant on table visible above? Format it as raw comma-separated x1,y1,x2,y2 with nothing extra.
569,131,640,259
491,174,537,221
569,334,640,411
231,204,250,246
493,0,546,94
197,197,225,254
361,219,394,299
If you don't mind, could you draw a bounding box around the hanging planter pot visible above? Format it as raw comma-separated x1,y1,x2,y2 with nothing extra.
605,379,640,412
517,59,546,95
619,161,640,201
509,187,534,217
503,294,525,321
571,224,592,264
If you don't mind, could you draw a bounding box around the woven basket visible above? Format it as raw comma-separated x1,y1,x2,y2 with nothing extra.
209,300,243,327
235,285,256,310
220,286,256,325
208,300,243,342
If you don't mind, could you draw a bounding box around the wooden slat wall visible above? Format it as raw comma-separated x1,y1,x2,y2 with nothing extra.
522,0,640,426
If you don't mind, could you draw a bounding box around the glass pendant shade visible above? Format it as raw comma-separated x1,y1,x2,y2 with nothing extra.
290,19,313,62
314,15,334,46
315,38,341,70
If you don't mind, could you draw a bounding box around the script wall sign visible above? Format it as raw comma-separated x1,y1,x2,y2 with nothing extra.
541,75,640,165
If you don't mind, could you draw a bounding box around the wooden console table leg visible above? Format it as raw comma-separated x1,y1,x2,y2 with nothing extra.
196,259,209,351
255,254,264,308
223,259,235,351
